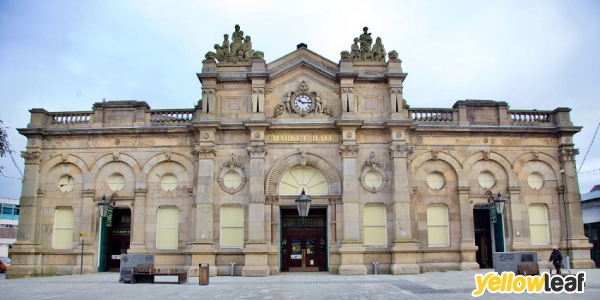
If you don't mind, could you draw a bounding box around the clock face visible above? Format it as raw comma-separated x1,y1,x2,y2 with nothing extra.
109,174,125,192
294,94,313,112
59,175,75,193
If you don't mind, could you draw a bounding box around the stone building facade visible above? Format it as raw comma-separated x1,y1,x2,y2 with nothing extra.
8,26,594,278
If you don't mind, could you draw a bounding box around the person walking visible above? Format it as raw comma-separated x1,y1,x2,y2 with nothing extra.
548,246,563,275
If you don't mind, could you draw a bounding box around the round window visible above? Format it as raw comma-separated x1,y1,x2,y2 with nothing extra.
364,171,383,190
223,171,242,190
426,172,444,190
160,174,178,192
478,172,495,189
527,173,543,190
59,175,75,193
108,174,125,192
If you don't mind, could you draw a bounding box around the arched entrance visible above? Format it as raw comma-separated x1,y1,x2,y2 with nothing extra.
266,152,341,272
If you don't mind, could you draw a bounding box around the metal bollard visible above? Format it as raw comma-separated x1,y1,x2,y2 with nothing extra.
230,262,236,276
372,262,378,275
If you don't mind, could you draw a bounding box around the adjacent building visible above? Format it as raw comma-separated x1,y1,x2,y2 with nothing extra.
582,185,600,267
0,197,19,257
8,25,594,278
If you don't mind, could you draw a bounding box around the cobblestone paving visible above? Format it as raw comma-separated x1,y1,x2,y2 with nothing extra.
0,269,598,299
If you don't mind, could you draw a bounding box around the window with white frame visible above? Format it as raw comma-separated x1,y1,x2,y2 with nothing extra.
221,206,244,247
156,207,179,249
528,204,549,244
363,204,387,246
53,207,74,249
427,205,449,246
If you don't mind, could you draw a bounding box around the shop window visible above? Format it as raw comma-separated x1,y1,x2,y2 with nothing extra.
427,205,449,246
53,208,74,249
221,206,244,248
363,204,387,246
156,207,179,249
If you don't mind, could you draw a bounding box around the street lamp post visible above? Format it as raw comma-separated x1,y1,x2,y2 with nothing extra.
295,189,311,224
487,191,507,253
97,195,111,272
486,191,506,215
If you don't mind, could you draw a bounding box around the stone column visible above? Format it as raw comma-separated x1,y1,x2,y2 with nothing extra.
458,187,478,270
128,189,147,253
558,145,594,268
338,57,358,117
79,190,95,274
385,56,407,117
389,144,420,275
248,57,268,117
8,150,42,278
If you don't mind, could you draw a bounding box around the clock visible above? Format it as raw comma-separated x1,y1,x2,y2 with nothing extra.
59,175,75,193
109,174,125,192
293,94,313,114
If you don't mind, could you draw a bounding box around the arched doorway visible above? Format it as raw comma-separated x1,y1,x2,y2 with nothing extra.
266,151,341,273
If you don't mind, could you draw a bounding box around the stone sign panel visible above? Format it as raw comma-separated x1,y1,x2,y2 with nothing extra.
493,252,538,274
119,254,155,283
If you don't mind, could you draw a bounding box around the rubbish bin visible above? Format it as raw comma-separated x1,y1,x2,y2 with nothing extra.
199,263,209,285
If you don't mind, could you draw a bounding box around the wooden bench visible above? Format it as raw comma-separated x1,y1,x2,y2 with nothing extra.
517,263,539,276
131,264,187,284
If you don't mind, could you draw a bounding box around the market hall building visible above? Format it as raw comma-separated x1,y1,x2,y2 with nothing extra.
8,25,594,278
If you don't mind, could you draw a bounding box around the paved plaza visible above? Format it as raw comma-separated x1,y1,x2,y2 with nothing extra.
1,269,599,299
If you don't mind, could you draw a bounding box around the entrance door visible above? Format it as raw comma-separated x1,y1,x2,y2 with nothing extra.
106,208,131,271
281,207,327,272
473,207,493,268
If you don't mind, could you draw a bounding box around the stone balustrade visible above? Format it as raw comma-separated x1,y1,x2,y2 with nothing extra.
150,110,194,123
409,108,456,124
509,110,553,125
50,112,92,125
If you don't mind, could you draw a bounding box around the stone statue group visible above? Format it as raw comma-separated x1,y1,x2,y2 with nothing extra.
213,24,255,63
350,27,386,62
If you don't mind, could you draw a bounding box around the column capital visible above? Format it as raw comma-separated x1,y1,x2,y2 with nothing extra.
328,195,343,204
20,151,42,164
389,144,414,158
82,190,95,197
247,144,267,158
264,195,280,205
192,144,217,160
339,144,359,158
559,146,579,163
508,187,521,194
133,189,148,196
458,187,470,194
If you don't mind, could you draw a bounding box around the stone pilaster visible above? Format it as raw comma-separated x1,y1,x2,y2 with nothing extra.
248,57,268,117
242,121,270,276
338,58,358,117
8,150,43,278
187,127,219,276
558,144,594,268
388,144,420,274
336,119,366,275
457,187,479,270
507,187,527,251
385,57,407,118
128,189,147,253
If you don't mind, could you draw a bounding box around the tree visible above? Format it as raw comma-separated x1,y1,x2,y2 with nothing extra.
0,119,22,178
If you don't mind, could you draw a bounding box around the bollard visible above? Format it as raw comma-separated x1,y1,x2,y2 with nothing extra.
230,262,236,276
199,263,209,285
372,262,378,275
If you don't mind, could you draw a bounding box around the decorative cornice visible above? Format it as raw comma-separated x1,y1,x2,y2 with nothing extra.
389,145,414,158
362,151,384,171
339,144,359,158
192,145,217,160
247,144,267,158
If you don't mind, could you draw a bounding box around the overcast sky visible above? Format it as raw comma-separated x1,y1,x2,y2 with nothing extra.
1,0,599,200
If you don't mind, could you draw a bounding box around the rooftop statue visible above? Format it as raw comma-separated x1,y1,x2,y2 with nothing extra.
207,25,261,63
347,27,386,62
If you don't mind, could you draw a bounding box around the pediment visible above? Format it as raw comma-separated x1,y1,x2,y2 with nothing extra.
267,48,339,82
